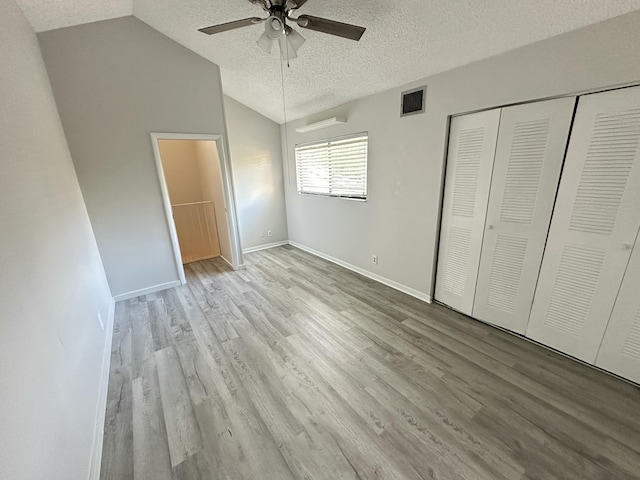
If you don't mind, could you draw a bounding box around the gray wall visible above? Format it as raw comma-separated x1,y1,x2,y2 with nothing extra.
39,16,232,297
0,0,113,478
224,96,289,251
282,10,640,300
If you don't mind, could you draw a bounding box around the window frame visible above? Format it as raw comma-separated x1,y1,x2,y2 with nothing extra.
294,131,369,201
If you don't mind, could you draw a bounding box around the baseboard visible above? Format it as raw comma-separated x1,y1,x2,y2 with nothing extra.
89,297,116,480
219,255,234,269
288,241,432,304
243,240,289,254
113,280,181,302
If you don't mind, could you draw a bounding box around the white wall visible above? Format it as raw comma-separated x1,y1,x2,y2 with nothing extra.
196,140,233,263
282,10,640,301
0,0,113,478
38,17,235,297
224,96,288,251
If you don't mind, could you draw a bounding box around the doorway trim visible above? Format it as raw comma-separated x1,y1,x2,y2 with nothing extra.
150,132,244,284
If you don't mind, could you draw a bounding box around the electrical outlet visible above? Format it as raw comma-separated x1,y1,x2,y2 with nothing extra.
267,230,273,237
97,310,104,331
372,255,378,265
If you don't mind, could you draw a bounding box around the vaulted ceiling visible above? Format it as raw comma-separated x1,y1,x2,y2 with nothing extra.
16,0,640,123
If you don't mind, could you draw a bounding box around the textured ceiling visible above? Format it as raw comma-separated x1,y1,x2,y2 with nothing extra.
16,0,640,123
15,0,131,32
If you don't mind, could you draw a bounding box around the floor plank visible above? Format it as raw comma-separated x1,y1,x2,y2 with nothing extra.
101,246,640,480
132,355,174,480
155,345,203,467
99,302,134,480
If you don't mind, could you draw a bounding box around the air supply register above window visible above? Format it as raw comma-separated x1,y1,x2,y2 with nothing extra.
401,86,426,117
295,132,368,200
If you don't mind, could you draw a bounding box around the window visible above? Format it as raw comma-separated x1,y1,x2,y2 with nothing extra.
295,132,368,199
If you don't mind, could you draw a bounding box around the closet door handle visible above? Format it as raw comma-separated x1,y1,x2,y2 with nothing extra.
487,225,494,230
622,242,633,251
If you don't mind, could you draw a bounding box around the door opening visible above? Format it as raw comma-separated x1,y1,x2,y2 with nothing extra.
151,133,244,284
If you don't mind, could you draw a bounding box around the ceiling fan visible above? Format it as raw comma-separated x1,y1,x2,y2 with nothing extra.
198,0,366,61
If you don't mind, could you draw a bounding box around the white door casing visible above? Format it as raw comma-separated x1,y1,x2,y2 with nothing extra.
150,132,245,284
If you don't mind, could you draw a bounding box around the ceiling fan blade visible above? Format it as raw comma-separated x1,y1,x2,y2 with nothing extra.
296,15,366,41
286,0,310,10
198,17,263,35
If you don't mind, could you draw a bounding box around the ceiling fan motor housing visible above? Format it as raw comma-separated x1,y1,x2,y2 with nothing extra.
266,11,286,39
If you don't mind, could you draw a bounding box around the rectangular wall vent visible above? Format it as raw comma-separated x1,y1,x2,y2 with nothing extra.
401,86,426,117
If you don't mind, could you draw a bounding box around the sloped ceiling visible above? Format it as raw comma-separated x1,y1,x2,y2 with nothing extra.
16,0,132,31
16,0,640,123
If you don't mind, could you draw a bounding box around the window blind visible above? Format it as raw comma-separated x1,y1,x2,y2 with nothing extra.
295,133,368,199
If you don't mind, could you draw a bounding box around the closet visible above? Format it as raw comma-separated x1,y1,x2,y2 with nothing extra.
526,88,640,363
436,85,640,384
436,97,575,328
597,242,640,383
473,98,575,333
435,109,500,315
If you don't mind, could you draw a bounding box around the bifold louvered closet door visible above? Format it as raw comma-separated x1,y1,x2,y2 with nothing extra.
435,109,500,315
472,98,575,333
597,241,640,384
527,86,640,364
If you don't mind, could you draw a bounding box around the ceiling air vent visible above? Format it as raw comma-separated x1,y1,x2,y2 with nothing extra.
401,86,426,117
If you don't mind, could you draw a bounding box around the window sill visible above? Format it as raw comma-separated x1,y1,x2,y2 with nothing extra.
297,192,367,202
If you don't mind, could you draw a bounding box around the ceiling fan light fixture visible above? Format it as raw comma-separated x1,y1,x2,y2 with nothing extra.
265,16,284,39
286,26,305,52
257,30,274,53
279,26,305,61
278,35,297,60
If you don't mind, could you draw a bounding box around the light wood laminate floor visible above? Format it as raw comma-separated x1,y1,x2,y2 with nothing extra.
100,246,640,480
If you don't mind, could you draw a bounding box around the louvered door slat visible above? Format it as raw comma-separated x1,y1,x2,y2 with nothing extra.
596,232,640,384
472,98,575,333
526,86,640,363
435,109,501,314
